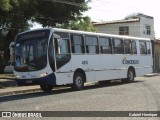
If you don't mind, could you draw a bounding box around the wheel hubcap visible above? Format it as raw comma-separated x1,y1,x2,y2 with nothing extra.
129,71,134,80
75,76,82,87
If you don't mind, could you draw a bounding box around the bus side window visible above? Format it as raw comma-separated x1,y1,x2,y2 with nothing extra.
112,38,124,54
54,32,70,54
54,38,71,70
131,40,137,54
59,39,70,54
124,39,131,54
99,37,112,54
139,41,147,54
85,36,99,54
146,41,151,54
71,34,85,54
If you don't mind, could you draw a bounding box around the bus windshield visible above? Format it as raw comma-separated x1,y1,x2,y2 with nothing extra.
14,30,50,72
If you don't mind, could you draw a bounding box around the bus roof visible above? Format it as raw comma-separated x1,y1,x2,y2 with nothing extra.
52,28,150,41
17,28,52,35
18,28,150,41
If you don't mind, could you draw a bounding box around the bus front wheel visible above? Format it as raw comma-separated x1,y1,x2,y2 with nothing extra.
40,85,53,92
72,72,84,91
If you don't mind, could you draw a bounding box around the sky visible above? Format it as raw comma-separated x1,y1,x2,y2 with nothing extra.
32,0,160,38
84,0,160,38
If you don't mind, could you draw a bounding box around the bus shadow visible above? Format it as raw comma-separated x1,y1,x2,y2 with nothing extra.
0,80,142,103
84,80,141,90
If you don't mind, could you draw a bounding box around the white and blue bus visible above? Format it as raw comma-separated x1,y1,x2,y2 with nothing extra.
14,28,153,91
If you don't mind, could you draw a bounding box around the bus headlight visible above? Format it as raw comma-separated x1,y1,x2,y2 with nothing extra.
40,73,48,77
15,75,20,78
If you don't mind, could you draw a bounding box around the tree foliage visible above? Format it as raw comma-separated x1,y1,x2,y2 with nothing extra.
0,0,93,64
124,12,144,20
0,0,12,11
0,0,91,29
34,0,90,27
58,16,96,32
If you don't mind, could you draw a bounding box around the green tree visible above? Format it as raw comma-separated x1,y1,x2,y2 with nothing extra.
0,31,6,73
0,0,32,64
34,0,90,27
0,55,5,73
58,16,96,32
0,0,91,65
0,0,12,11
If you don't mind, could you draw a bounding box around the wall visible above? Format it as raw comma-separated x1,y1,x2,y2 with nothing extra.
94,15,154,40
139,16,154,40
95,22,141,38
153,41,160,72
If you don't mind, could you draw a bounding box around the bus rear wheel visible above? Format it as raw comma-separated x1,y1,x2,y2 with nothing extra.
127,69,135,82
72,72,84,91
40,85,53,92
122,68,135,83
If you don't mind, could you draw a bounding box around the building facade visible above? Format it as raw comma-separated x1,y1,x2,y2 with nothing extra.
93,14,154,40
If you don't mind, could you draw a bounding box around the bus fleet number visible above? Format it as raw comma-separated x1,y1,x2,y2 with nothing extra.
82,60,88,65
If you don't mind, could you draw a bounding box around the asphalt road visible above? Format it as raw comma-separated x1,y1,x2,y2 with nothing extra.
0,76,160,120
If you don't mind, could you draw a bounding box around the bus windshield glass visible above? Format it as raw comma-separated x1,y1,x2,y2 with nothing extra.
14,30,50,72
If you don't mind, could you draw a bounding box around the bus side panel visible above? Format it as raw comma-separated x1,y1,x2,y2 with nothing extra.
136,41,153,76
136,67,153,77
55,60,73,85
71,55,100,82
94,70,127,81
136,54,153,77
95,54,127,81
55,72,73,85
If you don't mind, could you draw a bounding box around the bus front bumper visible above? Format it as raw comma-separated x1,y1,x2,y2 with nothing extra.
15,73,56,86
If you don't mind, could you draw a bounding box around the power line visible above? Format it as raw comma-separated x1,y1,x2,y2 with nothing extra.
89,0,150,14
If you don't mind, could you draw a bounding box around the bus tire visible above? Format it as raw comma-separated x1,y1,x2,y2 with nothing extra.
122,68,135,83
72,72,84,91
127,68,135,82
40,85,53,92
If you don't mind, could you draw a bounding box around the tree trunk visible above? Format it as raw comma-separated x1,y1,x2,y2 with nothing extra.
4,30,18,63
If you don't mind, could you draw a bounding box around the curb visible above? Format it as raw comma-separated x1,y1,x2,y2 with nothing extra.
0,82,97,96
0,87,41,96
144,73,159,77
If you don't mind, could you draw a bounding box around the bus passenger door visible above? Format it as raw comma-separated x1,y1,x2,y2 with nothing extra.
54,34,72,85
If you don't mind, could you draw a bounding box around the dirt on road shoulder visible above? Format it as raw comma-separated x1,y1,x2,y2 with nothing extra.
0,74,15,79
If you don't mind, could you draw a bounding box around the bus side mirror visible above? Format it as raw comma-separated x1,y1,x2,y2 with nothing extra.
53,33,62,47
56,38,62,54
57,38,62,47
